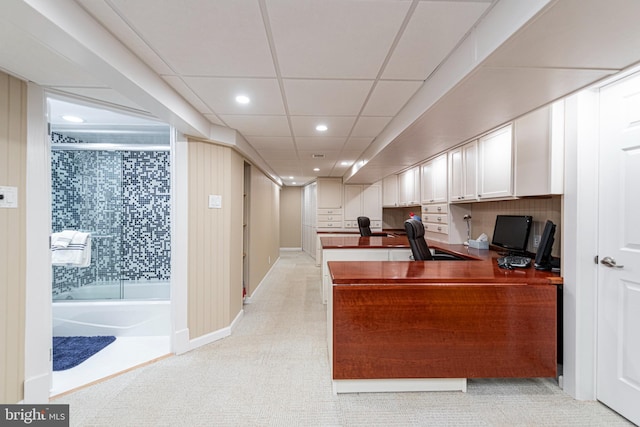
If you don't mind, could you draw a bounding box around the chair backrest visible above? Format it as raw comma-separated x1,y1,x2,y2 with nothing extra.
404,218,433,260
357,216,372,237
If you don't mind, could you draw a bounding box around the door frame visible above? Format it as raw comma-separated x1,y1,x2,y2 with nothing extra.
562,64,640,402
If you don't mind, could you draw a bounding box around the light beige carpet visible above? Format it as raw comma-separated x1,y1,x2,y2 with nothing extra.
54,250,634,426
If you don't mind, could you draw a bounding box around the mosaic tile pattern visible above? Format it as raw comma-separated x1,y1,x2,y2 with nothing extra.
51,133,171,297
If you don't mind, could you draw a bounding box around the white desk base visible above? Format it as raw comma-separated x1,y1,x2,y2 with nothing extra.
332,378,467,394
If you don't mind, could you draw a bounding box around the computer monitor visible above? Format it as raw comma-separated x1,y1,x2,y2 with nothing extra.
491,215,533,254
534,220,556,270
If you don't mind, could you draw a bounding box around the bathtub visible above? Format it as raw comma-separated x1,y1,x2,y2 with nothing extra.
52,281,170,337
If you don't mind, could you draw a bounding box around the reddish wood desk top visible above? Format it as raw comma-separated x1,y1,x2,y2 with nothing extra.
320,235,410,249
325,238,562,286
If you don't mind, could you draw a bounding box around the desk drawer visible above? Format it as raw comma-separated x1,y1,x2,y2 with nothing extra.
318,221,342,228
422,214,447,225
422,203,447,214
318,214,342,222
318,209,342,215
423,223,448,235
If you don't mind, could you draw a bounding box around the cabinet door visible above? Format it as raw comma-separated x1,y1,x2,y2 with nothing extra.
449,142,477,202
432,154,448,203
449,147,464,201
514,101,564,196
343,185,362,221
382,174,398,207
421,154,447,203
362,184,382,221
462,141,477,201
478,125,513,199
421,160,435,204
399,167,419,206
317,178,343,208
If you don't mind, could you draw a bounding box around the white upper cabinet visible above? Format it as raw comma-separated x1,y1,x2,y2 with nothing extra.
514,101,564,197
477,125,513,200
398,167,420,206
316,177,343,209
343,184,362,221
382,174,399,207
362,184,382,221
421,153,448,204
449,140,478,203
343,183,382,229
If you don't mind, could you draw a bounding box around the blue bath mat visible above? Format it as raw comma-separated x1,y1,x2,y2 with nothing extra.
53,336,116,371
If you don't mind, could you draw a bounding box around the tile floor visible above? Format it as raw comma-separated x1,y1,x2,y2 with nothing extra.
51,335,171,397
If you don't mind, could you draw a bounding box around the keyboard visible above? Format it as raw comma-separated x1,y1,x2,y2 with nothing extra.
497,255,532,269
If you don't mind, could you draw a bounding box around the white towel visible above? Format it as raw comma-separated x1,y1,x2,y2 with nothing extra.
51,230,77,248
51,232,91,267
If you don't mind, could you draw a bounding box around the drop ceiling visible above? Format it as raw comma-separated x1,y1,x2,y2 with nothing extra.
2,0,640,186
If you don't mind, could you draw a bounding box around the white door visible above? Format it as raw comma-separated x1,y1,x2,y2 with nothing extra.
597,72,640,426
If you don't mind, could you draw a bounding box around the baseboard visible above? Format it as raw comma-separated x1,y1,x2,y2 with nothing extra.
24,372,51,403
244,256,281,303
280,247,302,251
173,328,191,355
186,309,244,352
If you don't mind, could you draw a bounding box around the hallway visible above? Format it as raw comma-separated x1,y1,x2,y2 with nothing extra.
53,251,633,426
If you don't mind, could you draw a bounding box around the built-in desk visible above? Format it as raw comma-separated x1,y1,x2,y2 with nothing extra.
320,236,414,303
325,243,561,394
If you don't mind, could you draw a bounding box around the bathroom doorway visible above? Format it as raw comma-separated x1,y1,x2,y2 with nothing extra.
48,96,172,395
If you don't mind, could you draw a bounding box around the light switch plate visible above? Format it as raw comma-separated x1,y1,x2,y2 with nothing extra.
208,194,222,209
0,186,18,208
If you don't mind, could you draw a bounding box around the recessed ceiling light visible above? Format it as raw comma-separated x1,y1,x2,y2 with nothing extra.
62,115,84,123
313,168,320,172
292,182,297,185
341,161,352,166
315,124,328,132
289,176,294,179
235,95,250,104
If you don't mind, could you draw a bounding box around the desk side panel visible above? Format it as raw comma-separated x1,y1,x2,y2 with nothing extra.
332,284,556,379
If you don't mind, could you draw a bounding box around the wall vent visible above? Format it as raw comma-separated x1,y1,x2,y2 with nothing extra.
311,154,325,158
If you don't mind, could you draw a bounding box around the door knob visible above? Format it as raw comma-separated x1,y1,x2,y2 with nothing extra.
600,256,624,269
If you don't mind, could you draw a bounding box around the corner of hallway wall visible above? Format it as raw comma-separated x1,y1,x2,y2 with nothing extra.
186,138,243,339
247,165,281,297
0,71,27,403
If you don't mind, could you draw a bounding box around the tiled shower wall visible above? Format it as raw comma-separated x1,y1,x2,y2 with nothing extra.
51,133,170,295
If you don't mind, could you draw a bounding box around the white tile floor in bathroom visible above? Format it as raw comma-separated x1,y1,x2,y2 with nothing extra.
51,336,171,397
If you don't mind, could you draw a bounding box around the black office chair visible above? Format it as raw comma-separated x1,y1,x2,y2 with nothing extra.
357,216,387,237
357,216,373,236
404,218,434,260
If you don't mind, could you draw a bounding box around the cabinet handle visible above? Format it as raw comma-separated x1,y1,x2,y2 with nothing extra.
437,226,442,231
437,207,442,211
437,217,441,222
430,199,434,202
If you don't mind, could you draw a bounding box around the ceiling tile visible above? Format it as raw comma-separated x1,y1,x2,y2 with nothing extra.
351,116,393,137
220,115,290,136
284,79,373,116
296,137,346,151
290,116,356,137
108,0,275,77
258,149,299,161
245,136,295,151
267,0,411,79
298,150,341,162
362,81,423,116
383,1,490,80
184,77,286,115
343,137,374,152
